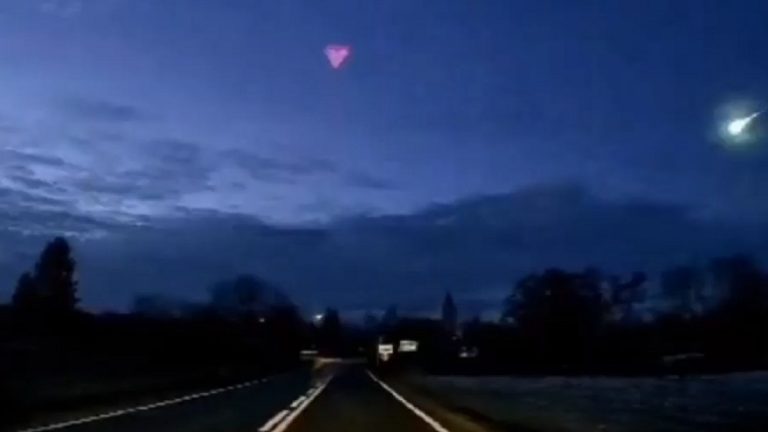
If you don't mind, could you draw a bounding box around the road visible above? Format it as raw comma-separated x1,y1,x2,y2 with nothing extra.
14,364,464,432
288,367,445,432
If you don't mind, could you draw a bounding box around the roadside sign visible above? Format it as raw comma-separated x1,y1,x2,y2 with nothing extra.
398,340,419,352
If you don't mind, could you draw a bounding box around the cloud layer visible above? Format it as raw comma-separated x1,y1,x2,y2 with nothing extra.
1,95,766,318
3,183,765,319
58,96,147,123
0,95,400,233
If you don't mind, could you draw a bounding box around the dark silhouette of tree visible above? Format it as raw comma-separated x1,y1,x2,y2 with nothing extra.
132,294,182,318
264,304,307,361
37,237,78,312
661,265,702,317
362,311,380,331
501,273,536,323
390,317,454,372
11,272,37,311
706,254,768,364
441,292,458,334
710,255,766,311
22,237,79,315
607,271,647,322
209,275,264,316
381,304,399,328
208,274,290,318
321,308,341,332
318,308,343,355
267,304,304,331
505,268,604,369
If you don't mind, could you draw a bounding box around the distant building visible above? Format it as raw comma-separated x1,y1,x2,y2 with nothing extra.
441,292,458,335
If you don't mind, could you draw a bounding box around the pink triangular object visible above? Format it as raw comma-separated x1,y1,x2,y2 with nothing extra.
324,44,351,69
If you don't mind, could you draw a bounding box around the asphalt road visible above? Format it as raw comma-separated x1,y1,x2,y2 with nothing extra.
14,371,314,432
13,364,460,432
288,366,441,432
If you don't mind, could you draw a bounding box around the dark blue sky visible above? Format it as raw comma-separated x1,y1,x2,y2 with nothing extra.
1,1,768,313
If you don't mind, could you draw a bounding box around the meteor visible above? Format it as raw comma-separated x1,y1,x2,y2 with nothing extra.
727,111,762,136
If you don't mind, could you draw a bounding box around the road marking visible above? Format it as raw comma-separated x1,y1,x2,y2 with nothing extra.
270,378,331,432
14,379,262,432
367,371,450,432
289,395,307,408
258,410,290,432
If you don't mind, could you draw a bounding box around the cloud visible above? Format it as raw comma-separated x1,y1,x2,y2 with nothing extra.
6,174,62,192
58,96,147,123
151,138,203,166
344,171,397,191
127,138,214,193
0,148,79,215
218,149,397,193
1,148,71,168
3,182,764,314
1,114,398,226
0,128,222,227
0,185,68,209
0,183,119,239
0,115,21,136
47,137,217,219
219,148,338,183
70,174,160,199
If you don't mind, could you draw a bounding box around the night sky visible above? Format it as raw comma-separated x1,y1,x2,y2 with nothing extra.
1,1,768,317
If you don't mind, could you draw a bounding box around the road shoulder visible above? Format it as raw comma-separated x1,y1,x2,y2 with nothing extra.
383,374,542,432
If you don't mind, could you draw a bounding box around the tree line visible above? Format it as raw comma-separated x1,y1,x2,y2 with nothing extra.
370,254,768,375
457,254,768,374
10,237,78,320
3,236,767,384
0,237,318,429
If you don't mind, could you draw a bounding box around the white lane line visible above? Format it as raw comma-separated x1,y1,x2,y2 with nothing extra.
367,371,450,432
271,378,332,432
258,410,290,432
14,379,262,432
289,395,307,409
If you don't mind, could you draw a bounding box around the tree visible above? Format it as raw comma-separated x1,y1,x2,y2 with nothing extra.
709,255,766,311
441,292,458,334
208,274,290,318
320,308,341,332
607,271,647,322
34,237,79,314
264,304,307,360
362,311,380,331
381,304,399,328
661,265,702,317
504,268,605,368
703,255,768,365
318,308,343,355
501,273,537,323
132,294,182,318
11,272,37,311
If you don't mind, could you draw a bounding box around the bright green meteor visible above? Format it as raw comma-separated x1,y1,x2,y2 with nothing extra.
727,111,762,136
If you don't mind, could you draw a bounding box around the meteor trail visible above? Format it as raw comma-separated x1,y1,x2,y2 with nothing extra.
727,111,762,136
